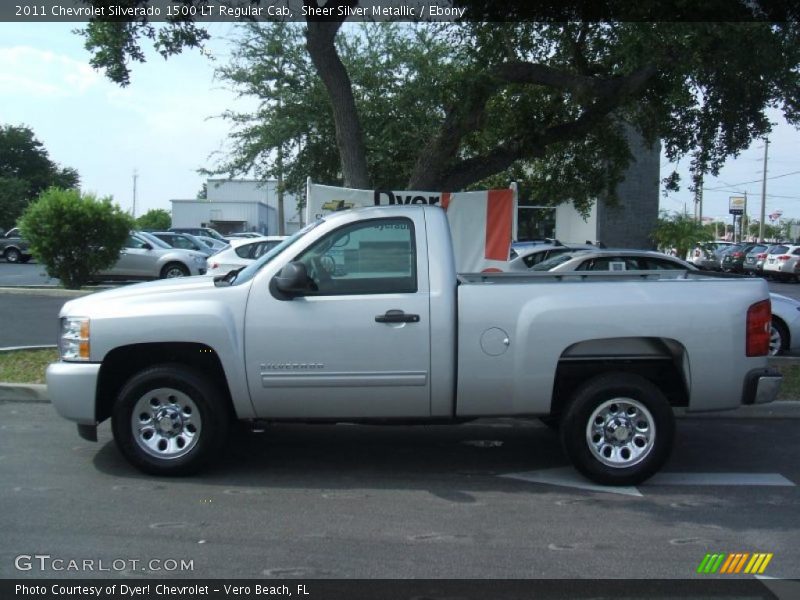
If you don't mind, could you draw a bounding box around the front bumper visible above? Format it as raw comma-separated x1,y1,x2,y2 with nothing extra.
742,368,782,405
45,361,101,425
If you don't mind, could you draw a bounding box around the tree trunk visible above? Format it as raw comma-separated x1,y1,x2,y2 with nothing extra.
305,20,370,189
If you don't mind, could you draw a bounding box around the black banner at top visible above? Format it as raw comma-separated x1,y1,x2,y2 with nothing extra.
3,0,800,23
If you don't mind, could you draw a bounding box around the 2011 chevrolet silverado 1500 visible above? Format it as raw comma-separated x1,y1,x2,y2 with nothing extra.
46,206,782,485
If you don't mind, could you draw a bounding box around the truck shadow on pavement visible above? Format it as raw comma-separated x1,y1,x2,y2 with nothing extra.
92,420,567,503
90,418,799,507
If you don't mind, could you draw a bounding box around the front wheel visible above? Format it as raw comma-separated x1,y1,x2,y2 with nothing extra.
4,248,21,263
560,373,675,486
160,262,190,279
112,364,230,475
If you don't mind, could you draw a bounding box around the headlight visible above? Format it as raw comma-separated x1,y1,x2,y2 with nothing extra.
60,317,90,361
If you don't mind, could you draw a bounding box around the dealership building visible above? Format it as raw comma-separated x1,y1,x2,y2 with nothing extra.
170,178,303,236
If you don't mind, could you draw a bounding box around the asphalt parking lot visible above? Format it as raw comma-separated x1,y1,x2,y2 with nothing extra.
1,401,799,581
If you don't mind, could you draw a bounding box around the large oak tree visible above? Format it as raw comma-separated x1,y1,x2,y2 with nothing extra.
80,1,800,212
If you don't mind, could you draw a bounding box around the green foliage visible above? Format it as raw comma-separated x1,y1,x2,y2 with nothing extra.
651,211,712,259
79,7,800,208
207,22,457,193
748,221,782,241
0,125,80,231
19,188,133,289
136,208,171,231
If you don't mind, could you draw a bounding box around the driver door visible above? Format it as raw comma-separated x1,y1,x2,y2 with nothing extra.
244,216,432,419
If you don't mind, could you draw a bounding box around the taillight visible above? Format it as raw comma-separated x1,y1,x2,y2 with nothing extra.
756,253,766,259
210,262,218,269
733,252,743,258
778,255,791,261
746,300,771,357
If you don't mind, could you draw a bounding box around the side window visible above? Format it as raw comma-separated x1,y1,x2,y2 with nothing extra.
172,236,193,250
296,218,416,295
235,243,257,259
645,258,683,270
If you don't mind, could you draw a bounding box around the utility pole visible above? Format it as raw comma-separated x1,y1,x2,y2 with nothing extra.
743,191,748,242
132,169,138,219
759,137,769,242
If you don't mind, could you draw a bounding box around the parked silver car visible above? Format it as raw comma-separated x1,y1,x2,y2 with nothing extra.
536,248,800,356
150,231,215,257
94,232,207,281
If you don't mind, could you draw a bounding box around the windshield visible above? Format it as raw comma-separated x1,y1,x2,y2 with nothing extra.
230,219,324,285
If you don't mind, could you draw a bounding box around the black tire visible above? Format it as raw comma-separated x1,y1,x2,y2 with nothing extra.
160,262,190,279
770,319,789,356
4,247,21,263
560,373,675,486
112,364,230,476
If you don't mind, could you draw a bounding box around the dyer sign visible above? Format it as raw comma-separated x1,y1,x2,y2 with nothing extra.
305,179,518,273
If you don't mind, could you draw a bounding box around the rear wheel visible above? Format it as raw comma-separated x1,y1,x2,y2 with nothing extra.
770,320,789,356
112,364,230,475
560,373,675,486
4,247,21,263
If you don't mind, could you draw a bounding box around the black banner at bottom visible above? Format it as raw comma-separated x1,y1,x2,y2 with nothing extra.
3,579,799,600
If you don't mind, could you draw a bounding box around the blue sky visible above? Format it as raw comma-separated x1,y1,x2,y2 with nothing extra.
2,22,799,225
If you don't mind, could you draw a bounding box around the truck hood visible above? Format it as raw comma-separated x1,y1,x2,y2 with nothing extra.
60,276,220,317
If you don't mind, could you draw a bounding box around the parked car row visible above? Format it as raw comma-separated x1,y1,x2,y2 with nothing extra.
687,241,800,281
1,227,32,263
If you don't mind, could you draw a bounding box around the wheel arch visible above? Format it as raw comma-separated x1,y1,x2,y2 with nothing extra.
551,337,689,418
96,342,235,423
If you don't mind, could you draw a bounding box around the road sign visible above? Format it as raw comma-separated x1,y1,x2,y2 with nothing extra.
729,196,746,215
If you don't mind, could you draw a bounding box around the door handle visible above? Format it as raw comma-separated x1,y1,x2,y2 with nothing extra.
375,309,420,324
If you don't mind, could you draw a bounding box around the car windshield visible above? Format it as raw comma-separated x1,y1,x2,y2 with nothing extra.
230,220,324,285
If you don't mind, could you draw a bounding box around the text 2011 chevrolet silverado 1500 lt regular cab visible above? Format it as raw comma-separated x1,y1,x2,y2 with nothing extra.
47,206,782,485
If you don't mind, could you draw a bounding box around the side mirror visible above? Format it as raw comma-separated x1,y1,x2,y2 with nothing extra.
142,242,153,250
273,261,311,296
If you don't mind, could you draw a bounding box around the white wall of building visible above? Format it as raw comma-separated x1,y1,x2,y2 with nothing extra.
555,203,598,243
171,179,302,235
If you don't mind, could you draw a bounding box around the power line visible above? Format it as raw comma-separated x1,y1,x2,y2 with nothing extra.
702,169,800,191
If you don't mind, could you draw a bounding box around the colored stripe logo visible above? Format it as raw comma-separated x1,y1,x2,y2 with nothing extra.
697,553,773,574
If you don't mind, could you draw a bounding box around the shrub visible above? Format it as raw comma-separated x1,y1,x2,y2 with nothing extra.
20,187,133,289
136,208,171,231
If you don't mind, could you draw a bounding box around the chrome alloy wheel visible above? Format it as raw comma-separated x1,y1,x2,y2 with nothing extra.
586,398,655,468
769,324,783,356
164,266,187,278
131,388,202,460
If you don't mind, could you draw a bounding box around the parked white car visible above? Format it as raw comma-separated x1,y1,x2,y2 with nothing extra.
762,244,800,281
206,236,287,276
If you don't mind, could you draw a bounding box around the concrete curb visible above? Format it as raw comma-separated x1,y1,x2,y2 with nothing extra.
0,345,57,352
0,383,49,403
0,286,97,297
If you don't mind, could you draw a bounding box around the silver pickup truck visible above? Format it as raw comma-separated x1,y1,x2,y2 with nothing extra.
47,206,782,485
